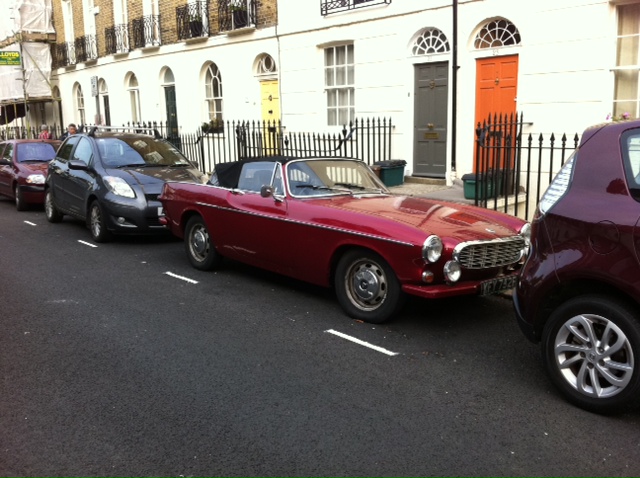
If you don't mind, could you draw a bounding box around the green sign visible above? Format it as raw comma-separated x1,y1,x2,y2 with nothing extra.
0,52,21,66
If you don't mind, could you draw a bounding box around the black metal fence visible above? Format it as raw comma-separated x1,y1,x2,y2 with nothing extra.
0,117,393,173
127,117,393,173
474,112,580,220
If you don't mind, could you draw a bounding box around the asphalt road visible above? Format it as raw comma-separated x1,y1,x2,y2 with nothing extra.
1,199,639,477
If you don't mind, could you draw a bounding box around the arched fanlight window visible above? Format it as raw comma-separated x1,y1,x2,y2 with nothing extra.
205,63,223,122
474,19,521,49
412,28,450,55
256,53,277,76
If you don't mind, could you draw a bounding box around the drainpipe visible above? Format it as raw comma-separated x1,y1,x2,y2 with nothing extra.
451,0,458,176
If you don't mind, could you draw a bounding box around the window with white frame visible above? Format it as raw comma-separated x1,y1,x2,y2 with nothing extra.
205,63,223,123
325,44,354,126
62,0,74,43
613,3,640,120
74,83,85,125
128,74,141,122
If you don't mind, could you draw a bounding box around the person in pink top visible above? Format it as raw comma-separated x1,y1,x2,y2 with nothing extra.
39,124,52,139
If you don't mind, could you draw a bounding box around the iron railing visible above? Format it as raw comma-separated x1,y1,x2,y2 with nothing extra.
115,118,393,174
219,0,256,31
474,112,580,220
131,14,162,49
75,34,98,62
105,23,131,54
321,0,392,16
53,41,76,66
176,1,210,40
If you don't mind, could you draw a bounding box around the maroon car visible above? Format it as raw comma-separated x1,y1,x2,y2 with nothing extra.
514,119,640,414
160,156,530,323
0,139,60,210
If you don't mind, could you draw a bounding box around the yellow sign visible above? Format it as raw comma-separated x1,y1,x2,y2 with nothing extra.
0,52,21,66
424,132,439,140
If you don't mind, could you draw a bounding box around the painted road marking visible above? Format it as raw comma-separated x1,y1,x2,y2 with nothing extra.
325,329,399,356
78,240,98,248
24,221,36,226
164,271,199,284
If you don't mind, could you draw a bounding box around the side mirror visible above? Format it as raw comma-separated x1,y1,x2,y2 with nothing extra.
0,158,11,166
68,159,88,171
260,185,274,198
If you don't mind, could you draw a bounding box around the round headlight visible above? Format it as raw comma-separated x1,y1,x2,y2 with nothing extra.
444,260,462,283
423,235,443,263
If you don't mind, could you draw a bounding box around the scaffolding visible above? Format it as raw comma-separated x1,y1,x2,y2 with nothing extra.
0,0,55,135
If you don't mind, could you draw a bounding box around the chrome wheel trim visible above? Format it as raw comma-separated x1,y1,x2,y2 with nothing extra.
345,258,387,311
90,204,102,238
555,313,634,399
188,224,209,262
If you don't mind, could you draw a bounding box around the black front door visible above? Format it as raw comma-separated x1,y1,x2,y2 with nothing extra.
164,86,181,150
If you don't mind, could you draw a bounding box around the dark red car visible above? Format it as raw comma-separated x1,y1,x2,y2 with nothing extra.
160,156,530,323
514,119,640,414
0,139,60,210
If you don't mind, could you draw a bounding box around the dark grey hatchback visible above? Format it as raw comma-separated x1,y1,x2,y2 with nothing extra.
45,126,206,242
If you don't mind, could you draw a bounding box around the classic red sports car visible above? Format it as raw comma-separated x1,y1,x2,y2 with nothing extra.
159,157,530,323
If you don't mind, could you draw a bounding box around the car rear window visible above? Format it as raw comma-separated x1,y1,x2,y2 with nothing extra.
622,130,640,200
16,142,57,162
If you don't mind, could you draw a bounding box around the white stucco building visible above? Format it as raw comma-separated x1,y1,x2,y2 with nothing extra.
2,0,639,182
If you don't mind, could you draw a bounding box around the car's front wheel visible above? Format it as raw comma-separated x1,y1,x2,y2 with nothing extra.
335,249,405,324
89,200,113,243
44,189,63,222
185,215,222,271
14,186,26,211
542,295,640,414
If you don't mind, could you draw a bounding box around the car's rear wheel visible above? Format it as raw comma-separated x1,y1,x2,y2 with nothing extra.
14,186,26,211
335,249,405,324
44,189,63,222
185,215,222,271
542,295,640,414
89,200,113,243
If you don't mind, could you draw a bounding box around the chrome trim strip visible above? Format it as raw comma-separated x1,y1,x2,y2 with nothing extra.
192,201,414,247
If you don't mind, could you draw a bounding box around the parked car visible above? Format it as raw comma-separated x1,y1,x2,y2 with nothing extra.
45,126,206,242
159,156,530,323
0,139,61,210
514,119,640,414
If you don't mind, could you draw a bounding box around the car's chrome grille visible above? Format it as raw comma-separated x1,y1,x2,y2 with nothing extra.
453,236,525,269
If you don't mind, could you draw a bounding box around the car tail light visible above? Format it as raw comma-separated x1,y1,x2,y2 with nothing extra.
538,153,575,215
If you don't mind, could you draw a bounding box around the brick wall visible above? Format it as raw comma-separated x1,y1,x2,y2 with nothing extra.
51,0,279,59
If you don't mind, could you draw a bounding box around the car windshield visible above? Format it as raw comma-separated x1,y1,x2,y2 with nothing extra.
286,159,387,197
16,143,57,162
97,137,193,168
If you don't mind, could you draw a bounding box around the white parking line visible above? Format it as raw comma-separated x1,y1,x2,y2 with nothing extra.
164,271,199,284
77,240,98,248
325,329,399,356
23,221,36,226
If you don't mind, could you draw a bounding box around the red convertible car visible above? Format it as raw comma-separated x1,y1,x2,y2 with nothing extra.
159,157,530,323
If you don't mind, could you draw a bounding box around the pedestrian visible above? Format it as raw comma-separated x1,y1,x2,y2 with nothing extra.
39,124,52,139
59,123,77,140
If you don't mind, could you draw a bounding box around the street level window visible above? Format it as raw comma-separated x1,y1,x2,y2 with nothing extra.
205,63,223,124
325,44,354,126
613,3,640,120
128,74,141,122
74,83,85,126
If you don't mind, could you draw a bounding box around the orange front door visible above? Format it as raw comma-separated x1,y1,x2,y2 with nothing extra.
474,55,519,170
475,55,518,124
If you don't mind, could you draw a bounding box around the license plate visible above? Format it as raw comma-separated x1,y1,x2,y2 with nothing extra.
480,275,518,295
158,206,164,216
